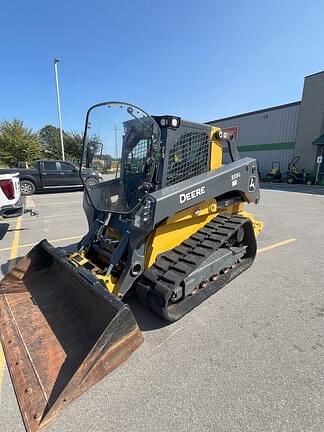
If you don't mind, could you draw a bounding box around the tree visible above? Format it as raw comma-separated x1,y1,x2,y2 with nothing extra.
64,130,83,161
39,125,62,159
39,125,83,161
0,119,42,167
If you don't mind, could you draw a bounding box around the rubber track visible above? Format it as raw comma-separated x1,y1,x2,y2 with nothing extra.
136,214,256,322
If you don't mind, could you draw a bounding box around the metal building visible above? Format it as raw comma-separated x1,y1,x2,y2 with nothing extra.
207,71,324,176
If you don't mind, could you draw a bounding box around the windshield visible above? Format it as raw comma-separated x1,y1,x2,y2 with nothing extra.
81,102,160,214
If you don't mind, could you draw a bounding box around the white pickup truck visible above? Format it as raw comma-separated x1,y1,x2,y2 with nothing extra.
0,172,23,218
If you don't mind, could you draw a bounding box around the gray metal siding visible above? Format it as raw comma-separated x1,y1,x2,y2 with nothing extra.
210,104,300,175
212,104,300,146
224,149,294,175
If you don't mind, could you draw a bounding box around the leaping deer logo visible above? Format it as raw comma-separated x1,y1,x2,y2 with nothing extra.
248,176,256,192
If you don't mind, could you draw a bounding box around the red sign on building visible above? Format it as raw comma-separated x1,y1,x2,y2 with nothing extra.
222,126,239,140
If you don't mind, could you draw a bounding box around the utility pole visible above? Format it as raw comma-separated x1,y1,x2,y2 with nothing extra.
54,58,65,160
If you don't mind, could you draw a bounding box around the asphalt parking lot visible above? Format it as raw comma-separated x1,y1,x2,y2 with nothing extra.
1,185,324,432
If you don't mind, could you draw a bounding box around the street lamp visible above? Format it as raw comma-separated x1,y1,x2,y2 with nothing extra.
54,58,65,160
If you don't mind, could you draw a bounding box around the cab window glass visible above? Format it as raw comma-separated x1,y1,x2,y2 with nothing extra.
60,162,75,171
43,161,57,171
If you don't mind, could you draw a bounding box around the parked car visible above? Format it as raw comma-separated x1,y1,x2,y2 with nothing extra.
0,172,23,217
0,160,101,195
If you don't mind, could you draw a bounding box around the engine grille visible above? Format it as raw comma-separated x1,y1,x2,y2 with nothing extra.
166,131,209,186
125,139,149,174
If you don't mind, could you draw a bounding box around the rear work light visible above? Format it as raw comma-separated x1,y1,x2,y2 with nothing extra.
0,179,15,200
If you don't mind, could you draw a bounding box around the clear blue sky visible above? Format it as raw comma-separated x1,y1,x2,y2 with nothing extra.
1,0,324,132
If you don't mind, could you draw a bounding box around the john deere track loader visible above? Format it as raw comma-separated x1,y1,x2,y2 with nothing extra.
0,101,263,432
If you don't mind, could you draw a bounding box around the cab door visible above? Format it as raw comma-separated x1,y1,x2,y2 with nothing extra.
40,161,61,186
58,162,82,186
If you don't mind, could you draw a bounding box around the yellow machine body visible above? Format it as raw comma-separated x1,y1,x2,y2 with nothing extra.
0,105,263,432
70,125,263,296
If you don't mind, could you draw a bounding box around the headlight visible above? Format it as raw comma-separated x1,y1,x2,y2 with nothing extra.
159,116,180,128
171,117,179,128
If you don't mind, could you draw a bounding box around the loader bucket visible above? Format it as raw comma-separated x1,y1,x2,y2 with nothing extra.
0,240,144,432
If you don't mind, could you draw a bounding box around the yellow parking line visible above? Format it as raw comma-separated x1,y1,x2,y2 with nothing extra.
8,216,23,273
0,233,296,392
22,213,78,222
257,238,297,253
9,215,22,261
1,215,22,389
0,235,82,252
0,236,296,254
18,235,82,249
0,229,81,390
35,200,81,206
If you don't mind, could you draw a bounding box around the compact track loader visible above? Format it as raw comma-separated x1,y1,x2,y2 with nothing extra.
0,102,263,432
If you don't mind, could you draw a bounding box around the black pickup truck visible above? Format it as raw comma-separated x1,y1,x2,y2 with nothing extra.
0,160,101,195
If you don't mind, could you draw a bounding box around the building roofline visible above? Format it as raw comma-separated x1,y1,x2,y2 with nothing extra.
312,133,324,145
205,101,301,124
305,70,324,79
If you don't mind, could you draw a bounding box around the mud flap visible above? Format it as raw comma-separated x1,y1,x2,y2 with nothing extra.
0,240,144,432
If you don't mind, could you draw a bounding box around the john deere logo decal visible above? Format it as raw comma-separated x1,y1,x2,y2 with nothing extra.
179,186,206,204
248,176,256,192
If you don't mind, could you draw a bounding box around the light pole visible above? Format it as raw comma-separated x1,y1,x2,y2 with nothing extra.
114,125,118,159
54,58,65,160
